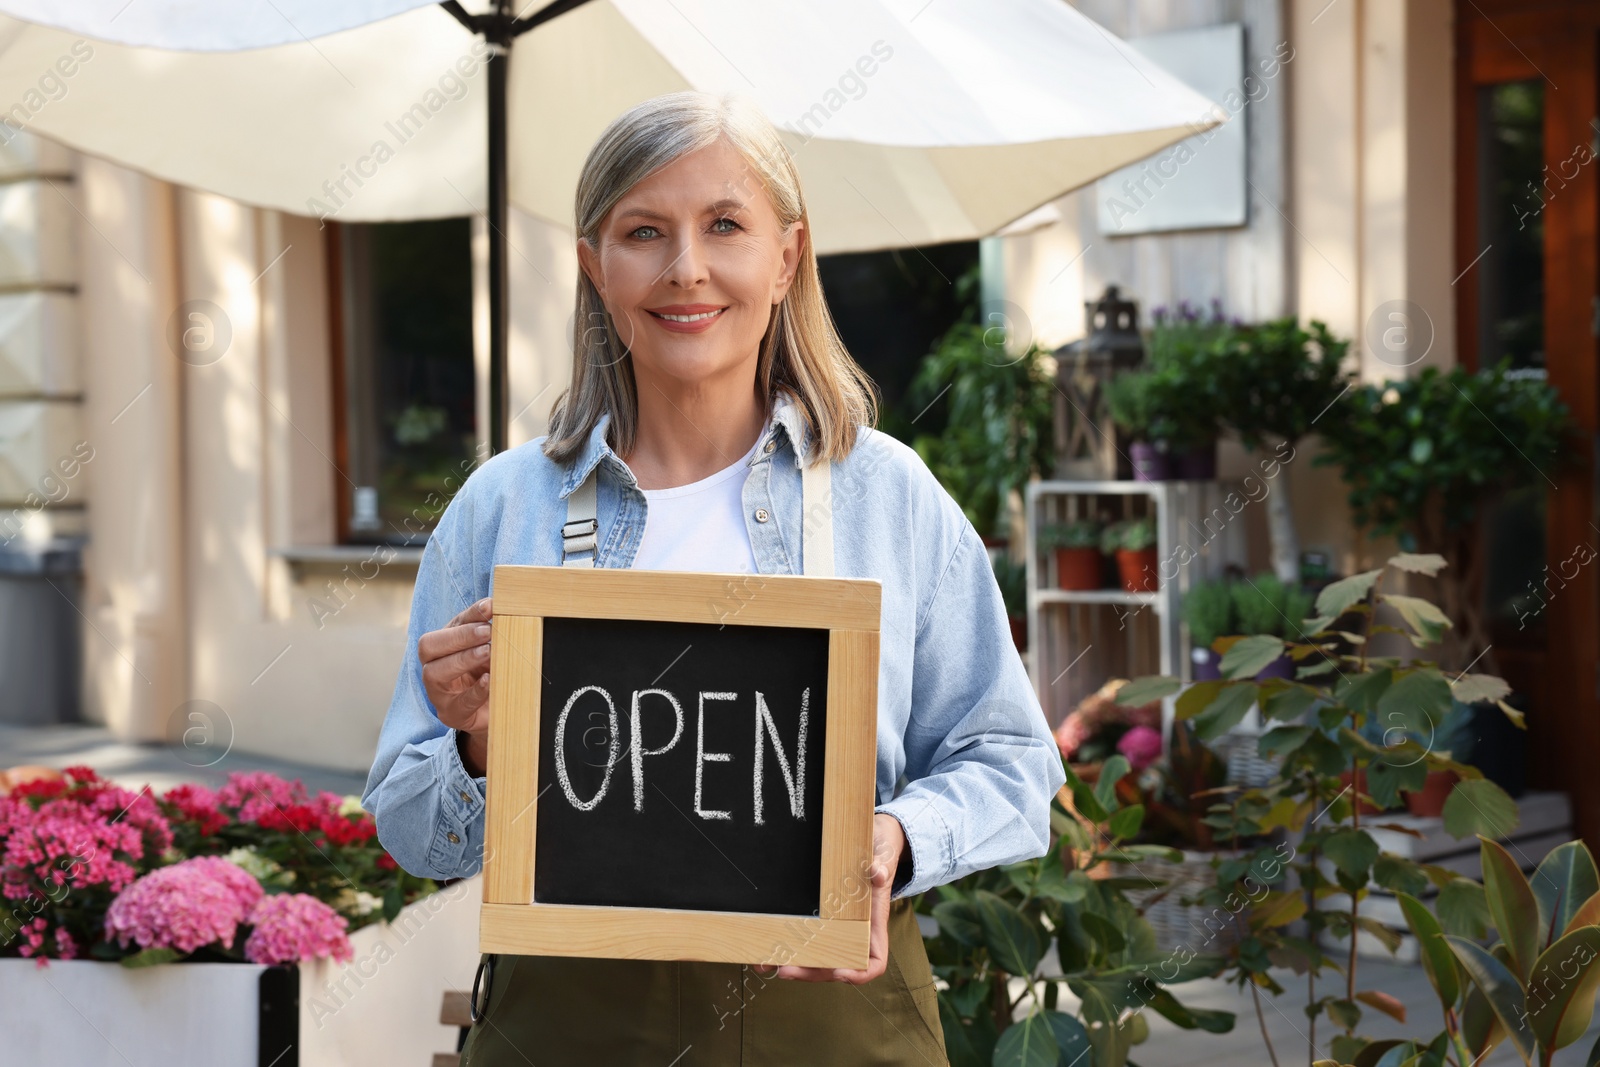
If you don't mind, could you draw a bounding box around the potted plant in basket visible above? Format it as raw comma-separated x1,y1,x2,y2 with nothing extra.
1102,516,1158,593
1040,519,1103,590
1053,678,1162,781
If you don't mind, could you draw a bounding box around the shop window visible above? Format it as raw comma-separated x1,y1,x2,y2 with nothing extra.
330,219,477,545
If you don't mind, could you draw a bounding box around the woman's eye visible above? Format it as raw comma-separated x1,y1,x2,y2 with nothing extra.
711,216,741,234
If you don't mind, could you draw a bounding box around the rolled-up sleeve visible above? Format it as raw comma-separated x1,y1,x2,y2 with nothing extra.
876,521,1066,899
361,507,490,882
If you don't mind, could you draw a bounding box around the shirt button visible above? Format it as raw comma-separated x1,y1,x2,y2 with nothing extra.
763,439,776,454
447,832,461,844
754,508,770,523
459,790,472,803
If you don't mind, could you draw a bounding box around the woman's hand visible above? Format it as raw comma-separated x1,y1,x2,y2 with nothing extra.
419,596,494,775
766,813,907,984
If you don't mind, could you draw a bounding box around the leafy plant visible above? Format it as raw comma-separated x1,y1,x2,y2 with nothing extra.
921,754,1236,1067
1040,520,1102,551
1113,552,1527,1066
1184,579,1236,650
904,296,1057,539
1101,516,1156,554
1315,361,1572,671
1228,573,1315,640
1391,838,1600,1067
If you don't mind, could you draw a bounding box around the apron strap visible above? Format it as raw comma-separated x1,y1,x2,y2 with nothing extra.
561,447,833,575
801,455,833,578
561,467,598,568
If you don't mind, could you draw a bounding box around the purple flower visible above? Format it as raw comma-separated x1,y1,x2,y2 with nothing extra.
1116,725,1164,771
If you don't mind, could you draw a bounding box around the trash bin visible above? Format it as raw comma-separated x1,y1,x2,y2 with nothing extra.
0,536,83,725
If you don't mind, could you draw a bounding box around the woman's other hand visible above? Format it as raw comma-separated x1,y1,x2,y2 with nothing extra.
419,596,493,775
767,813,907,984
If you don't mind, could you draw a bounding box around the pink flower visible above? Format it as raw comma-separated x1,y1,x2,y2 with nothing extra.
1116,725,1164,771
218,771,309,825
245,893,354,965
104,858,261,954
1054,711,1092,760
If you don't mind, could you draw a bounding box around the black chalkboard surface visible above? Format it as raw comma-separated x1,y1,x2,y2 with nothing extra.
534,617,830,916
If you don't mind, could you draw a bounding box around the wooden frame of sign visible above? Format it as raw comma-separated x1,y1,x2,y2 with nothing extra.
477,565,881,969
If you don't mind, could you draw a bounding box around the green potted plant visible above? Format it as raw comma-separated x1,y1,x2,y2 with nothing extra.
1113,551,1531,1067
1039,519,1103,590
919,751,1236,1066
1105,370,1170,481
1143,300,1231,479
1210,317,1353,582
1227,573,1315,679
1316,361,1572,673
1101,516,1158,593
1183,578,1235,680
902,274,1057,541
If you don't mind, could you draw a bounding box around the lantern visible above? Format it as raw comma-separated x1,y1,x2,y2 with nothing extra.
1051,285,1145,480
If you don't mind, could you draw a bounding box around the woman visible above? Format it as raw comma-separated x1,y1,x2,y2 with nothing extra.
363,89,1065,1066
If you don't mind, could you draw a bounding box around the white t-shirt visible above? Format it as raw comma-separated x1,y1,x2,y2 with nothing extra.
630,421,768,574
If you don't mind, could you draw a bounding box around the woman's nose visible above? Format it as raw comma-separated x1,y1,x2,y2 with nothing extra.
660,232,710,289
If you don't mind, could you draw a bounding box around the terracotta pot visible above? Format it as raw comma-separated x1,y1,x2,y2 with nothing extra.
1008,615,1028,652
1115,547,1159,593
1339,768,1385,815
1404,770,1461,818
1173,442,1218,480
1130,441,1171,482
1054,547,1103,591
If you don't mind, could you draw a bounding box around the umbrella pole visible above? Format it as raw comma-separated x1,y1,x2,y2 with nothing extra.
441,0,595,456
486,2,511,456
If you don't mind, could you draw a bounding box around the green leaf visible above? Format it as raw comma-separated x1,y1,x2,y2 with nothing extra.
1080,911,1127,955
1079,984,1132,1067
1107,804,1144,841
1316,568,1383,617
383,883,404,923
1383,593,1452,646
1324,829,1380,882
1375,669,1454,737
1527,925,1600,1051
1480,837,1540,982
933,899,984,946
1144,986,1236,1033
1258,725,1315,759
1436,879,1491,940
1367,757,1428,811
1396,892,1460,1008
1220,635,1286,680
1451,673,1512,706
1263,685,1319,722
1094,756,1132,814
1443,779,1520,841
1041,1010,1092,1067
1063,762,1110,824
992,1012,1058,1067
1446,936,1536,1066
1327,997,1363,1030
1194,684,1259,741
1531,841,1600,949
1372,854,1429,898
120,946,182,968
1337,668,1394,714
1586,1029,1600,1067
1387,552,1448,576
1176,680,1224,720
973,889,1043,977
1114,676,1181,706
1460,983,1505,1061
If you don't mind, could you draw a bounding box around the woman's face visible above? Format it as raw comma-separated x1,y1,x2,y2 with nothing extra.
577,138,804,394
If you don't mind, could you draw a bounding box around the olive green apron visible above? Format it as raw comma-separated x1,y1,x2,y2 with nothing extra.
460,897,947,1066
461,443,945,1065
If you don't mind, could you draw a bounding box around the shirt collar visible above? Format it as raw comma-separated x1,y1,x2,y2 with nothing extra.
557,388,815,499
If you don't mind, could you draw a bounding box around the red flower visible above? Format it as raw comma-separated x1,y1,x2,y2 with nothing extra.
376,853,397,871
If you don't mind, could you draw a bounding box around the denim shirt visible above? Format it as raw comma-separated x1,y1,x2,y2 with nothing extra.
362,389,1066,900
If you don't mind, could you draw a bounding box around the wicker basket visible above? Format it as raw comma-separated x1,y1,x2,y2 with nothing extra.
1109,848,1252,956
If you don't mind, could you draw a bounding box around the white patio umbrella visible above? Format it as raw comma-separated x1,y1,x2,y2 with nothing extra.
0,0,1223,452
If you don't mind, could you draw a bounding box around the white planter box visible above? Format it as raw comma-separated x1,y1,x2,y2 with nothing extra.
0,875,483,1066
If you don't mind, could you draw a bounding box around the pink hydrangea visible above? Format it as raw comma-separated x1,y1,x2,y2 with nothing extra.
218,772,309,825
104,858,260,954
245,893,354,965
182,856,264,915
1116,725,1164,771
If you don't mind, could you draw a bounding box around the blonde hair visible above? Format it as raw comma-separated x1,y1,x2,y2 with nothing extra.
543,90,877,466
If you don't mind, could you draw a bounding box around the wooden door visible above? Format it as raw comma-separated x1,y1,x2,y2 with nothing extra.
1456,0,1600,845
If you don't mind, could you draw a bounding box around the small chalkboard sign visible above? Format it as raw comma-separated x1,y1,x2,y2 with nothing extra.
478,566,881,969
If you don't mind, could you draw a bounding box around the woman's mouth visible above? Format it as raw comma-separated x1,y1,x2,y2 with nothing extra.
646,307,726,333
